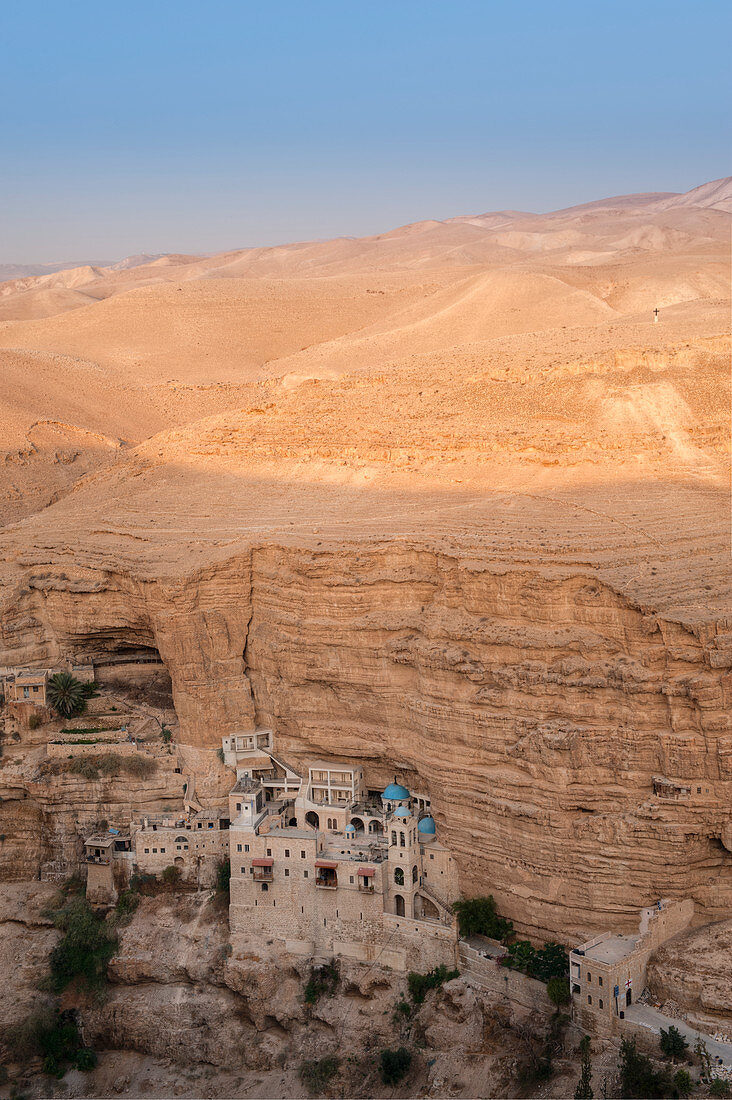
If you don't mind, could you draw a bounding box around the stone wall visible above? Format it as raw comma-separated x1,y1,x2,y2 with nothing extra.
458,943,552,1014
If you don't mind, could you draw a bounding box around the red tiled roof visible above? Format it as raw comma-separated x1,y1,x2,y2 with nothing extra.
357,867,376,877
252,857,273,867
315,860,338,870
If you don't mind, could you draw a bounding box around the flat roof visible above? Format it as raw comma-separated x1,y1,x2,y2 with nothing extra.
308,761,361,771
580,934,640,965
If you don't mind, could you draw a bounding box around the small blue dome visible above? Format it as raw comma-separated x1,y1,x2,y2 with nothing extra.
393,806,411,818
345,823,356,833
382,782,410,800
418,816,436,834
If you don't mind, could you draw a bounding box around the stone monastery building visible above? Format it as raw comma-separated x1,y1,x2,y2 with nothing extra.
224,730,460,971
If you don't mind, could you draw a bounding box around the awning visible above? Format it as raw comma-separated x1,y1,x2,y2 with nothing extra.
357,867,376,877
315,860,338,870
252,858,273,867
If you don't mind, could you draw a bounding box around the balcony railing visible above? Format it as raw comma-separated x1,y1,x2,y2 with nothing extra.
315,875,338,889
253,869,273,882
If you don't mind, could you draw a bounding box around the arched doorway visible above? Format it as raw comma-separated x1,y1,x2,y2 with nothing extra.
394,894,405,917
305,811,320,829
414,894,439,921
350,817,365,834
368,820,383,835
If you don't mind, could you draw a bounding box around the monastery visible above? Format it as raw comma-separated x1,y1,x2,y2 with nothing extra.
86,727,461,972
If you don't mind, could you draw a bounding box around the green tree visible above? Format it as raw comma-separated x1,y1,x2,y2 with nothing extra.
673,1068,692,1097
617,1037,673,1099
452,895,513,941
547,976,571,1006
660,1025,689,1063
47,673,88,718
709,1079,732,1097
505,939,537,973
531,942,570,982
575,1035,594,1099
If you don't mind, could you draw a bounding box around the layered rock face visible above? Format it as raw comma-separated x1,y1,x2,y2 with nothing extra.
2,541,730,941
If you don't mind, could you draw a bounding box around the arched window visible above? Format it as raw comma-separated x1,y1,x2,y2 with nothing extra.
399,832,406,848
175,836,187,843
412,865,418,883
391,830,397,846
394,867,404,886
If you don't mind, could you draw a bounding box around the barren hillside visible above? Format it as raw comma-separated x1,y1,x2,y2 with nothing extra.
0,177,729,939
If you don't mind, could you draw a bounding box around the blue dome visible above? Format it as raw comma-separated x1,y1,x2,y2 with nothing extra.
393,806,411,818
345,823,356,832
418,816,436,834
382,782,410,800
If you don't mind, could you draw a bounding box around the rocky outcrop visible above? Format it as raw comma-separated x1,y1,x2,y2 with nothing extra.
647,919,732,1028
1,542,731,939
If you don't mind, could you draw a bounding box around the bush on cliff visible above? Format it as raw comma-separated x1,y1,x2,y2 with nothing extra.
379,1047,412,1085
452,895,513,941
407,964,459,1004
216,859,231,895
303,961,339,1004
617,1037,674,1098
48,896,118,993
299,1056,339,1094
4,1008,95,1079
547,976,571,1006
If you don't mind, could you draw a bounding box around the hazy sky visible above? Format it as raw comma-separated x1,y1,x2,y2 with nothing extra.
2,0,730,263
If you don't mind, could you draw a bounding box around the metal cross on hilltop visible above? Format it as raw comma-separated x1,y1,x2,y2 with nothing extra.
653,308,660,323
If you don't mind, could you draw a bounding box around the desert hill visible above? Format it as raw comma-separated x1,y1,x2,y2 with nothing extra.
0,176,729,938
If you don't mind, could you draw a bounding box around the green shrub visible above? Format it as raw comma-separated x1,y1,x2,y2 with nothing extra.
161,727,172,743
547,976,571,1006
452,895,513,941
216,746,225,764
304,961,339,1004
407,964,460,1004
28,713,43,730
5,1008,91,1080
73,1047,98,1072
66,757,100,781
299,1056,339,1094
48,897,118,993
129,872,157,894
710,1080,732,1097
161,865,182,885
380,1047,412,1085
216,859,231,895
115,889,140,918
673,1068,692,1097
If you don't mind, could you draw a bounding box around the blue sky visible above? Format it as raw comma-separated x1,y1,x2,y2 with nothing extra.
1,0,730,262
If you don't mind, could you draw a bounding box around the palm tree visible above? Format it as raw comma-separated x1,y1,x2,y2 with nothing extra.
47,673,87,718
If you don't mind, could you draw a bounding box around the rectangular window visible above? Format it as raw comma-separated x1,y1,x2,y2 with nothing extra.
301,851,306,858
237,844,242,852
587,973,592,982
598,976,603,987
599,999,604,1009
588,995,592,1005
285,849,290,858
304,870,309,878
349,876,354,884
152,848,157,853
236,803,241,811
244,844,250,852
430,853,434,860
241,867,245,874
161,848,165,853
266,849,271,857
144,848,149,854
284,869,289,877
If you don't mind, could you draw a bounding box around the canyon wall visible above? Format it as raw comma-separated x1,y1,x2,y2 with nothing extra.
1,543,731,941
